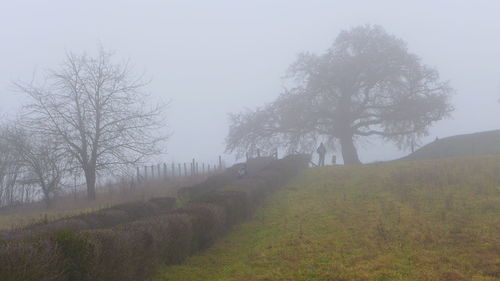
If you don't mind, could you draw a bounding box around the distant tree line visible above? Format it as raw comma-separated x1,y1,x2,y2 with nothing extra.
0,48,166,207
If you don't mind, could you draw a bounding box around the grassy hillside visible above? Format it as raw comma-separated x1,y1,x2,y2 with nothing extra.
401,130,500,161
154,156,500,281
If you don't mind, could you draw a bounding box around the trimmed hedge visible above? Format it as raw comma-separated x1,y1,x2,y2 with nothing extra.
171,203,226,252
196,190,252,225
0,236,65,281
176,163,245,200
87,214,194,281
3,196,177,241
177,156,277,200
0,214,195,281
0,154,310,281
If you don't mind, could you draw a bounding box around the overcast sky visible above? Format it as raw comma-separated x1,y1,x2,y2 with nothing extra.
1,0,499,165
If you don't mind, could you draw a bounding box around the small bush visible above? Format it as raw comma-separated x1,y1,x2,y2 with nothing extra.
84,229,133,281
86,214,194,281
48,230,93,281
109,201,160,220
148,196,177,212
177,162,247,200
152,214,193,264
197,191,250,225
0,238,64,281
173,203,226,251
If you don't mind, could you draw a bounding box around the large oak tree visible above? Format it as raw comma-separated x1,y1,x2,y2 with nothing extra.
226,25,453,164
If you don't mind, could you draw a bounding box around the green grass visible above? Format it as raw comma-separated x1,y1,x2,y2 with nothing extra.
401,129,500,161
153,156,500,281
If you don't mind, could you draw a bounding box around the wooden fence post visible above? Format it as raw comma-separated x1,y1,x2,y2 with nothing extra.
144,166,148,180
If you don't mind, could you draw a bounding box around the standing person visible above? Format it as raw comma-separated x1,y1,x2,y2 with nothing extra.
237,164,247,179
272,147,278,159
316,142,326,166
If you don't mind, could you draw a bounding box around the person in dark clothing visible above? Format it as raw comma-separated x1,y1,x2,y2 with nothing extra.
316,142,326,166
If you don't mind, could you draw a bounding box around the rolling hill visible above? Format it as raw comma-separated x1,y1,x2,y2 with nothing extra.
401,130,500,161
154,156,500,281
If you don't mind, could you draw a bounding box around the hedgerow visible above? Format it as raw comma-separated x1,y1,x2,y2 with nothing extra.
0,154,310,281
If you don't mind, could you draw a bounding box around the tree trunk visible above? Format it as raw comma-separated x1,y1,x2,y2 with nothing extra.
84,167,97,200
41,184,52,209
339,135,361,165
44,195,52,209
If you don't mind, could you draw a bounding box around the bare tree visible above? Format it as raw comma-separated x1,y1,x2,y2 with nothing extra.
17,48,166,200
0,126,23,207
226,25,453,164
4,126,66,208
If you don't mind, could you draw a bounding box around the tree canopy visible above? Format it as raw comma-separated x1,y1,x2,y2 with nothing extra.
17,49,166,200
226,25,454,164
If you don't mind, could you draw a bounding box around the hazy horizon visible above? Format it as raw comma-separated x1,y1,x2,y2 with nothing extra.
2,0,500,165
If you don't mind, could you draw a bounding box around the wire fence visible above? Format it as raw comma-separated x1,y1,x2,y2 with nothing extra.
135,156,225,182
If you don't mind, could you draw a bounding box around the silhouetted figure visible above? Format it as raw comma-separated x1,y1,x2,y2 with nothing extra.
316,142,326,166
238,164,247,179
272,147,278,159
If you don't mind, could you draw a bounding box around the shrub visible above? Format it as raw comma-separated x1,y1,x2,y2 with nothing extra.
197,191,250,225
172,203,226,251
84,229,133,281
48,230,93,281
177,162,248,200
153,214,193,264
148,196,177,212
86,214,194,281
0,238,64,281
108,201,161,220
246,157,275,175
8,198,177,241
0,155,309,281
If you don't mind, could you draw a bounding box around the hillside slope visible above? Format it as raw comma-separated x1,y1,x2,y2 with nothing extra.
401,130,500,161
154,156,500,281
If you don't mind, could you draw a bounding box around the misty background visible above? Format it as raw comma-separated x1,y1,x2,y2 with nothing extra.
1,0,499,164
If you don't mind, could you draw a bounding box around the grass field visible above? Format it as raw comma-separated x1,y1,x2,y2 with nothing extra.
154,156,500,281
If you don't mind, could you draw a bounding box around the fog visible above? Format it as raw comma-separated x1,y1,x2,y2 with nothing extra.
1,0,500,164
